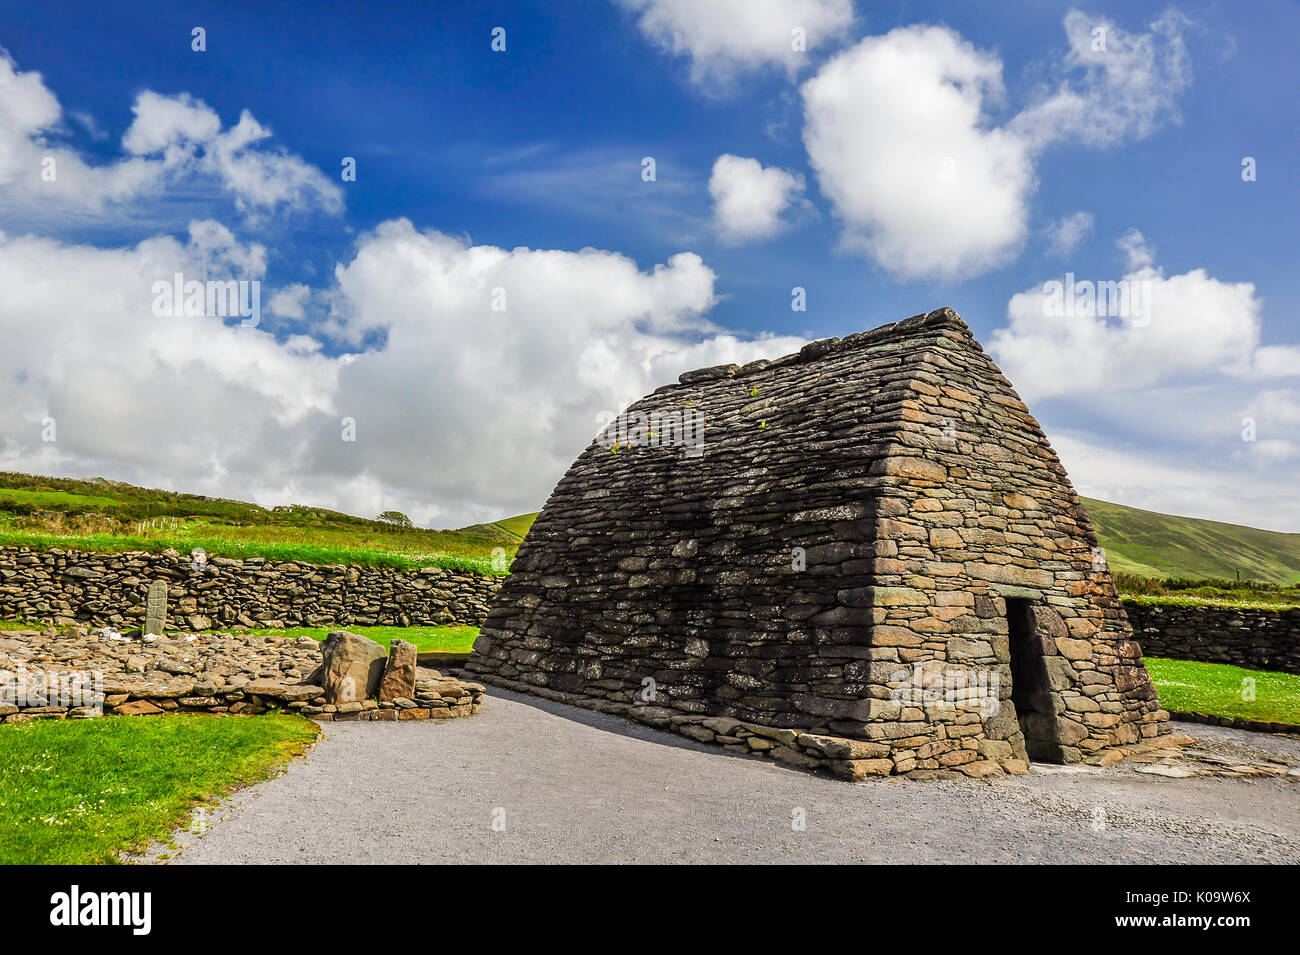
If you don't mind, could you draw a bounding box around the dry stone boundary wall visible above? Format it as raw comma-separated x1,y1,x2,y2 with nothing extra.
0,545,501,631
1123,600,1300,675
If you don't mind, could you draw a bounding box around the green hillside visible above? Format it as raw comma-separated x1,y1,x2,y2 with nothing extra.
0,471,515,574
1081,497,1300,585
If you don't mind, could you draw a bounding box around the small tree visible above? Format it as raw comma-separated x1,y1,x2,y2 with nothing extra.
376,510,413,528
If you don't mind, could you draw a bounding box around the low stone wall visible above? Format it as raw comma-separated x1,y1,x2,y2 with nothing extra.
0,545,501,631
0,627,485,724
1123,600,1300,675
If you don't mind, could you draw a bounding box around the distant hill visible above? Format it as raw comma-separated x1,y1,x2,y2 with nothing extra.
472,502,1300,587
0,471,511,573
1081,497,1300,585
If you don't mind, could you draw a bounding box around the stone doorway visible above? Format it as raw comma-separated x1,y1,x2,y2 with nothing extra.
1005,597,1065,762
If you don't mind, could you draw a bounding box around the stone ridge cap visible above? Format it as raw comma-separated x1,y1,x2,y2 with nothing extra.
670,307,971,388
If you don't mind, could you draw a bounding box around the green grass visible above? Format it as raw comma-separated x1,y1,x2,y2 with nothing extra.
0,488,122,510
489,513,539,540
0,618,480,653
1123,592,1300,611
1083,496,1300,585
0,713,319,864
1145,657,1300,726
244,624,479,653
0,529,507,575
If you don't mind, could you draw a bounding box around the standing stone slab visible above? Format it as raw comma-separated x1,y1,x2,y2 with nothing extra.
314,630,387,704
378,639,417,703
144,581,168,636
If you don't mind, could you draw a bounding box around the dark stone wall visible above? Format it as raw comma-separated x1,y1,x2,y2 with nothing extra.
1124,600,1300,675
0,546,500,631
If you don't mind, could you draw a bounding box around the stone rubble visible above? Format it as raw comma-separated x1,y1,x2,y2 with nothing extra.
0,627,484,724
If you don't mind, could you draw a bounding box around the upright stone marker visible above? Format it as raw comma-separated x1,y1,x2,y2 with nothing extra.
144,581,168,635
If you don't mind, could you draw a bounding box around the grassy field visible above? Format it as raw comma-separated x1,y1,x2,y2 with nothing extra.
246,624,479,653
1144,657,1300,726
0,713,319,864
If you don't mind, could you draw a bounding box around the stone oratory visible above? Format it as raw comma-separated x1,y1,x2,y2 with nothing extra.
468,308,1168,779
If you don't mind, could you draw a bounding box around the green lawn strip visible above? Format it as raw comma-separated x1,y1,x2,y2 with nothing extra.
1144,657,1300,726
1123,593,1300,611
0,713,319,864
0,488,122,510
242,624,479,653
0,529,508,575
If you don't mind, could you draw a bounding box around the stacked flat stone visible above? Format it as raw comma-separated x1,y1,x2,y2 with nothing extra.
1125,601,1300,675
468,308,1170,779
0,548,500,630
0,628,484,724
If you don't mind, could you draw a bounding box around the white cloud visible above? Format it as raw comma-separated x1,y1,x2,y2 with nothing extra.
121,91,221,155
708,154,806,242
801,25,1033,279
1046,211,1094,257
0,50,341,219
992,231,1269,401
269,283,311,319
614,0,854,87
1010,10,1191,151
991,234,1300,532
800,12,1190,280
0,218,806,527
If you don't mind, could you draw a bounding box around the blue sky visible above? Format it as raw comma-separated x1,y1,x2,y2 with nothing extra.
0,0,1297,530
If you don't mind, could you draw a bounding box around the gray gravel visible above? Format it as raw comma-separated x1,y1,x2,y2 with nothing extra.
173,689,1299,865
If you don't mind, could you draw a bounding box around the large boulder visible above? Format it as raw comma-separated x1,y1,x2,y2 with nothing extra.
314,631,387,704
378,639,417,703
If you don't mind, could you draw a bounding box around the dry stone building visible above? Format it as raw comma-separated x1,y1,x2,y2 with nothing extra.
468,308,1169,778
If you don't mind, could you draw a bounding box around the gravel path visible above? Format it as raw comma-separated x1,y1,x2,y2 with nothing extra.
174,689,1299,865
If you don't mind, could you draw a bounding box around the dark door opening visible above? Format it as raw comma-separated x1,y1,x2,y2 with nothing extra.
1005,598,1064,762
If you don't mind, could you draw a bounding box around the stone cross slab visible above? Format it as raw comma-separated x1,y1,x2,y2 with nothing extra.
144,580,168,635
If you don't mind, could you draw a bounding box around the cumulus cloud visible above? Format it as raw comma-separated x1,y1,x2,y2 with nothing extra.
614,0,854,87
802,25,1033,279
708,154,806,242
0,219,806,527
269,283,311,319
801,12,1190,280
991,230,1274,401
0,50,340,219
990,232,1300,530
0,223,337,491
